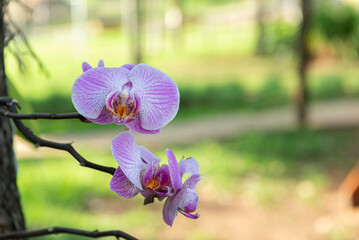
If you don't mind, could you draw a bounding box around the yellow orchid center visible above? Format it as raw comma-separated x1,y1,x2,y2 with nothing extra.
146,179,159,190
105,90,139,120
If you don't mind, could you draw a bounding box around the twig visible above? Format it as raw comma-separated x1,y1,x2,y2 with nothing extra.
0,108,89,121
6,13,49,76
0,226,138,240
5,43,26,73
4,29,16,46
0,97,116,175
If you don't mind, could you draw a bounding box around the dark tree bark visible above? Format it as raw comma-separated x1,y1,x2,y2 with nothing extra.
0,0,26,237
297,0,311,127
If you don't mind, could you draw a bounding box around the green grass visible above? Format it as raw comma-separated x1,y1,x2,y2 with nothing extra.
17,128,359,239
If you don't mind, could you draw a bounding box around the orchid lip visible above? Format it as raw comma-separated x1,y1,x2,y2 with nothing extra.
105,90,140,121
148,187,175,197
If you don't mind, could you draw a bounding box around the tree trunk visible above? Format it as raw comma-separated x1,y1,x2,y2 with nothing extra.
134,0,142,64
0,0,26,237
297,0,311,127
255,0,266,56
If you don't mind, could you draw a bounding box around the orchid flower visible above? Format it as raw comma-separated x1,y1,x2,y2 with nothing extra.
162,149,201,226
109,131,200,226
109,131,174,201
71,60,179,134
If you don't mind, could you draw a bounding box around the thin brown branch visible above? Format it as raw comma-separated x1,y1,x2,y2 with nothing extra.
0,108,89,121
0,226,138,240
0,97,116,175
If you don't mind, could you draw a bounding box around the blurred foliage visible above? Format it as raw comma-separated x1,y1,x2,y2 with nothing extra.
314,2,358,42
311,75,345,99
253,1,359,58
256,75,288,106
260,21,297,56
18,128,359,239
312,1,359,58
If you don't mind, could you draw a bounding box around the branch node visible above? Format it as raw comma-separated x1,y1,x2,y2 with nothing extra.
0,97,116,175
12,99,21,110
81,117,92,123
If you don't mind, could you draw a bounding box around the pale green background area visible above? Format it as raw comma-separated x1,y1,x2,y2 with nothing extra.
7,0,359,239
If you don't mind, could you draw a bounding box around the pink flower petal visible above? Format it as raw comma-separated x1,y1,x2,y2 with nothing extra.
121,63,135,71
179,157,200,178
139,146,161,164
109,167,140,198
128,64,179,130
178,189,199,213
166,148,182,192
162,195,178,226
178,209,199,219
72,67,129,119
143,161,156,186
183,174,201,190
125,118,161,135
111,131,144,190
98,59,104,67
86,108,113,124
156,164,171,187
82,62,92,72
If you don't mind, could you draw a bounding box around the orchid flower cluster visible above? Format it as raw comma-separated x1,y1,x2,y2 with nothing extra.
71,60,201,226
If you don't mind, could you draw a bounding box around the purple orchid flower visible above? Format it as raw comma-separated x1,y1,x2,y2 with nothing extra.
109,131,173,201
162,149,201,226
71,60,179,134
109,131,200,226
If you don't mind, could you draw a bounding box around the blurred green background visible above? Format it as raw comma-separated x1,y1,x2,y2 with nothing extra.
6,0,359,239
